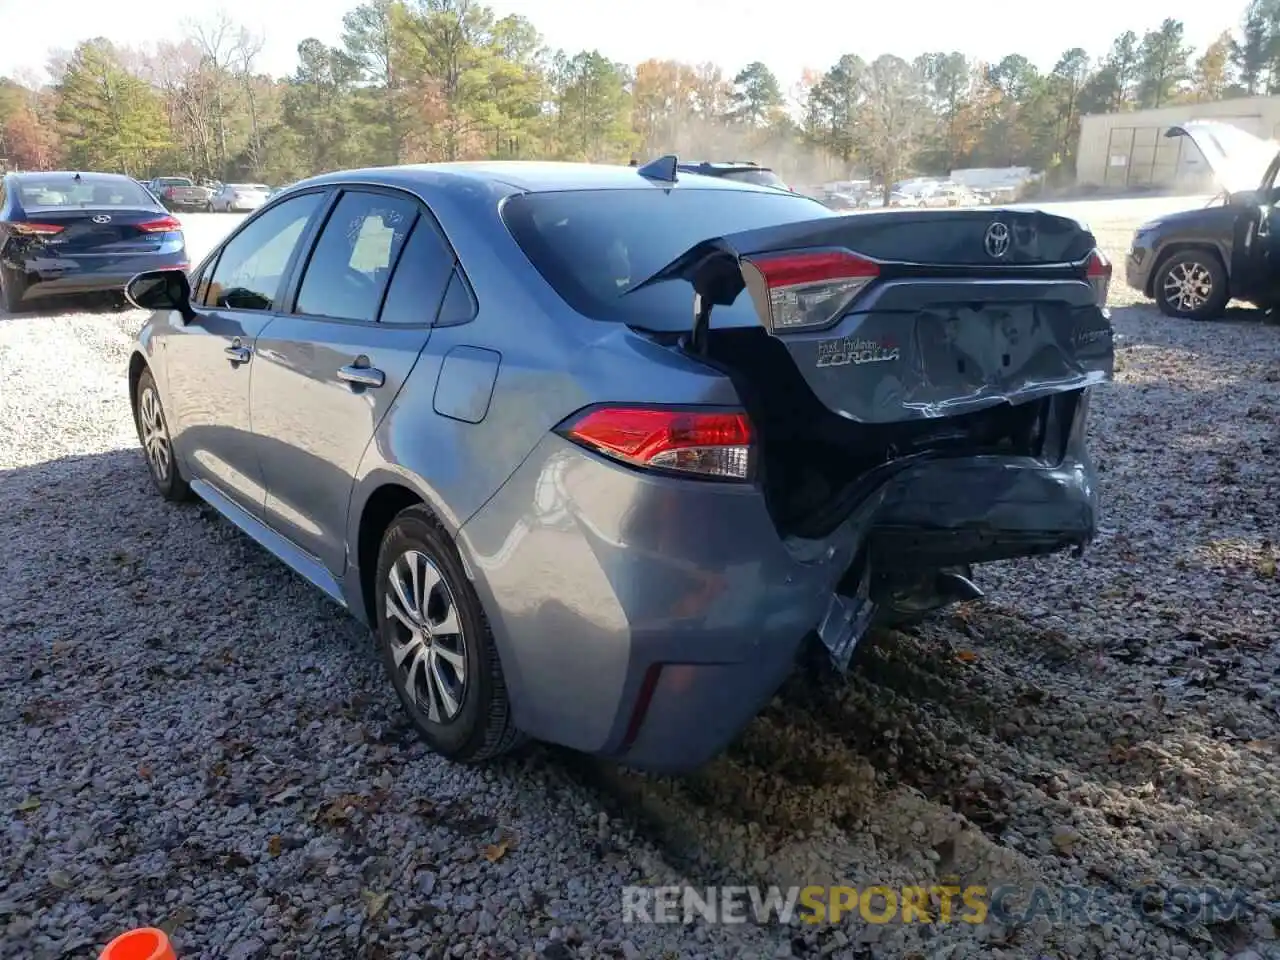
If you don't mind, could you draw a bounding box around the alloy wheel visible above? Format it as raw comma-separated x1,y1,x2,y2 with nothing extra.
385,549,468,723
1162,261,1214,313
138,386,172,484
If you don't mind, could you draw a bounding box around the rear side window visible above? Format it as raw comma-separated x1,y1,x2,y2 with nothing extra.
501,188,831,330
379,216,456,325
294,190,417,322
202,192,323,311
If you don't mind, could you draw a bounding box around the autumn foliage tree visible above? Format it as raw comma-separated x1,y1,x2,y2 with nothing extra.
0,0,1266,188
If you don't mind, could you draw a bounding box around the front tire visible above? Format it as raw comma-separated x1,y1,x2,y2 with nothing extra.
375,506,523,763
132,369,191,501
1154,250,1228,320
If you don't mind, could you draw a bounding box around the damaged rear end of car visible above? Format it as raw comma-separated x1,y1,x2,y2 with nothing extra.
622,208,1112,661
479,185,1112,772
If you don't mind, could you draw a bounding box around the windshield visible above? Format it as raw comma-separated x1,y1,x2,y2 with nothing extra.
231,184,269,191
17,177,158,210
502,187,833,330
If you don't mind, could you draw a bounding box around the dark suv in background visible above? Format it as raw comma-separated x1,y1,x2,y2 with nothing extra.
676,161,792,191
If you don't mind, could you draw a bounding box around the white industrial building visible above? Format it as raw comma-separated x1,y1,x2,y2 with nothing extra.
1076,95,1280,190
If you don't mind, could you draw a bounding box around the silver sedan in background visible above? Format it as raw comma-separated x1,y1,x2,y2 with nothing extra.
210,183,271,212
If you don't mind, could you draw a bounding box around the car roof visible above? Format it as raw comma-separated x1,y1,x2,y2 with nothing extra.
288,161,784,197
9,170,139,182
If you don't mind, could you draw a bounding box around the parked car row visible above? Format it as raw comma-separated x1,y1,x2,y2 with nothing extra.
118,154,1115,774
142,176,280,213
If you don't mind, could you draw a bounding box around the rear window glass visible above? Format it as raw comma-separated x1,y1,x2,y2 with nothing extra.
156,178,192,187
502,188,831,331
18,178,157,209
722,169,787,188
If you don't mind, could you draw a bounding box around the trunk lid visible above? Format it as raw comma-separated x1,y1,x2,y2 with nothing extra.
19,208,182,254
628,209,1113,424
1165,120,1280,195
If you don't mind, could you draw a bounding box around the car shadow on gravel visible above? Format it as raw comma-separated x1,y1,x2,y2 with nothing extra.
0,295,132,322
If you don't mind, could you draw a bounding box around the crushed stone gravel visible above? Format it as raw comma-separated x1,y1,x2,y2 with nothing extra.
0,211,1277,960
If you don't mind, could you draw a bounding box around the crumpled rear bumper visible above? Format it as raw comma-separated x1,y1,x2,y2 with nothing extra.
457,392,1100,774
866,452,1098,568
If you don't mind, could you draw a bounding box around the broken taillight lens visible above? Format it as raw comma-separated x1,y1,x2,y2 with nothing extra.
743,250,879,333
1086,249,1111,308
560,405,754,480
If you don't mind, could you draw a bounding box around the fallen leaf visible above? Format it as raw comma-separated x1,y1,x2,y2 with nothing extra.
483,839,509,863
1052,828,1080,855
138,766,152,780
954,650,979,664
363,890,391,919
158,906,195,935
267,836,282,857
269,784,302,804
15,796,40,812
48,870,72,889
51,641,72,657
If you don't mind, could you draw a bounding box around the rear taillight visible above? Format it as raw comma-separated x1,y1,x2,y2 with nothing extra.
1086,249,1111,307
560,405,754,480
742,250,879,333
11,223,64,236
137,216,183,233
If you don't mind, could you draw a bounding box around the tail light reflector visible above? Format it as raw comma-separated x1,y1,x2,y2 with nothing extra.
11,222,64,236
137,216,183,233
1086,248,1111,307
561,405,754,480
743,250,879,333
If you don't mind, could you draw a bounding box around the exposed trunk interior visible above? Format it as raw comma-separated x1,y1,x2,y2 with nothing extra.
702,325,1076,542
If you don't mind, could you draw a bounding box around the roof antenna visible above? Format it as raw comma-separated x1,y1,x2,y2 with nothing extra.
636,155,678,183
73,172,81,181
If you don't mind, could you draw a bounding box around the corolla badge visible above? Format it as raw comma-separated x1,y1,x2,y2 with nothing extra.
91,214,112,224
816,336,900,368
984,221,1010,258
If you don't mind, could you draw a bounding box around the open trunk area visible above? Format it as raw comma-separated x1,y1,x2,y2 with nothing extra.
705,325,1085,543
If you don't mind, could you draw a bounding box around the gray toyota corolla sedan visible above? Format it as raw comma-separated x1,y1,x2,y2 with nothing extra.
125,158,1112,772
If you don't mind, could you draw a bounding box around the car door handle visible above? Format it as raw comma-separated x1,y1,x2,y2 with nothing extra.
224,343,251,363
337,363,385,388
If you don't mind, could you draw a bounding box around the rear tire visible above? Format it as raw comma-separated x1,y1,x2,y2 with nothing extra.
132,369,192,502
375,506,523,763
0,268,26,313
1153,250,1228,320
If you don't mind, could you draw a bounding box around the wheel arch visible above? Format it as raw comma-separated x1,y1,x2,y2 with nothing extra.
127,349,149,409
354,480,430,627
1145,241,1230,299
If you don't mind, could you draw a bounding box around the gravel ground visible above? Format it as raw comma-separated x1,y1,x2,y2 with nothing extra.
1,208,1278,960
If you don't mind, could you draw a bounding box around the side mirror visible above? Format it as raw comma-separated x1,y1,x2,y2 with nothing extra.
125,269,196,322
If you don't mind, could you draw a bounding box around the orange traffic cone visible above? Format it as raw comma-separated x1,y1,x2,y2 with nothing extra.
100,927,175,960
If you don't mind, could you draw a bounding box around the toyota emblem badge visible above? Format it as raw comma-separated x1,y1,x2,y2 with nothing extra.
984,221,1010,259
91,214,112,224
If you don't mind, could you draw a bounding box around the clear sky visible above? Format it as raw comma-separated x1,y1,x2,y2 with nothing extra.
0,0,1241,88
